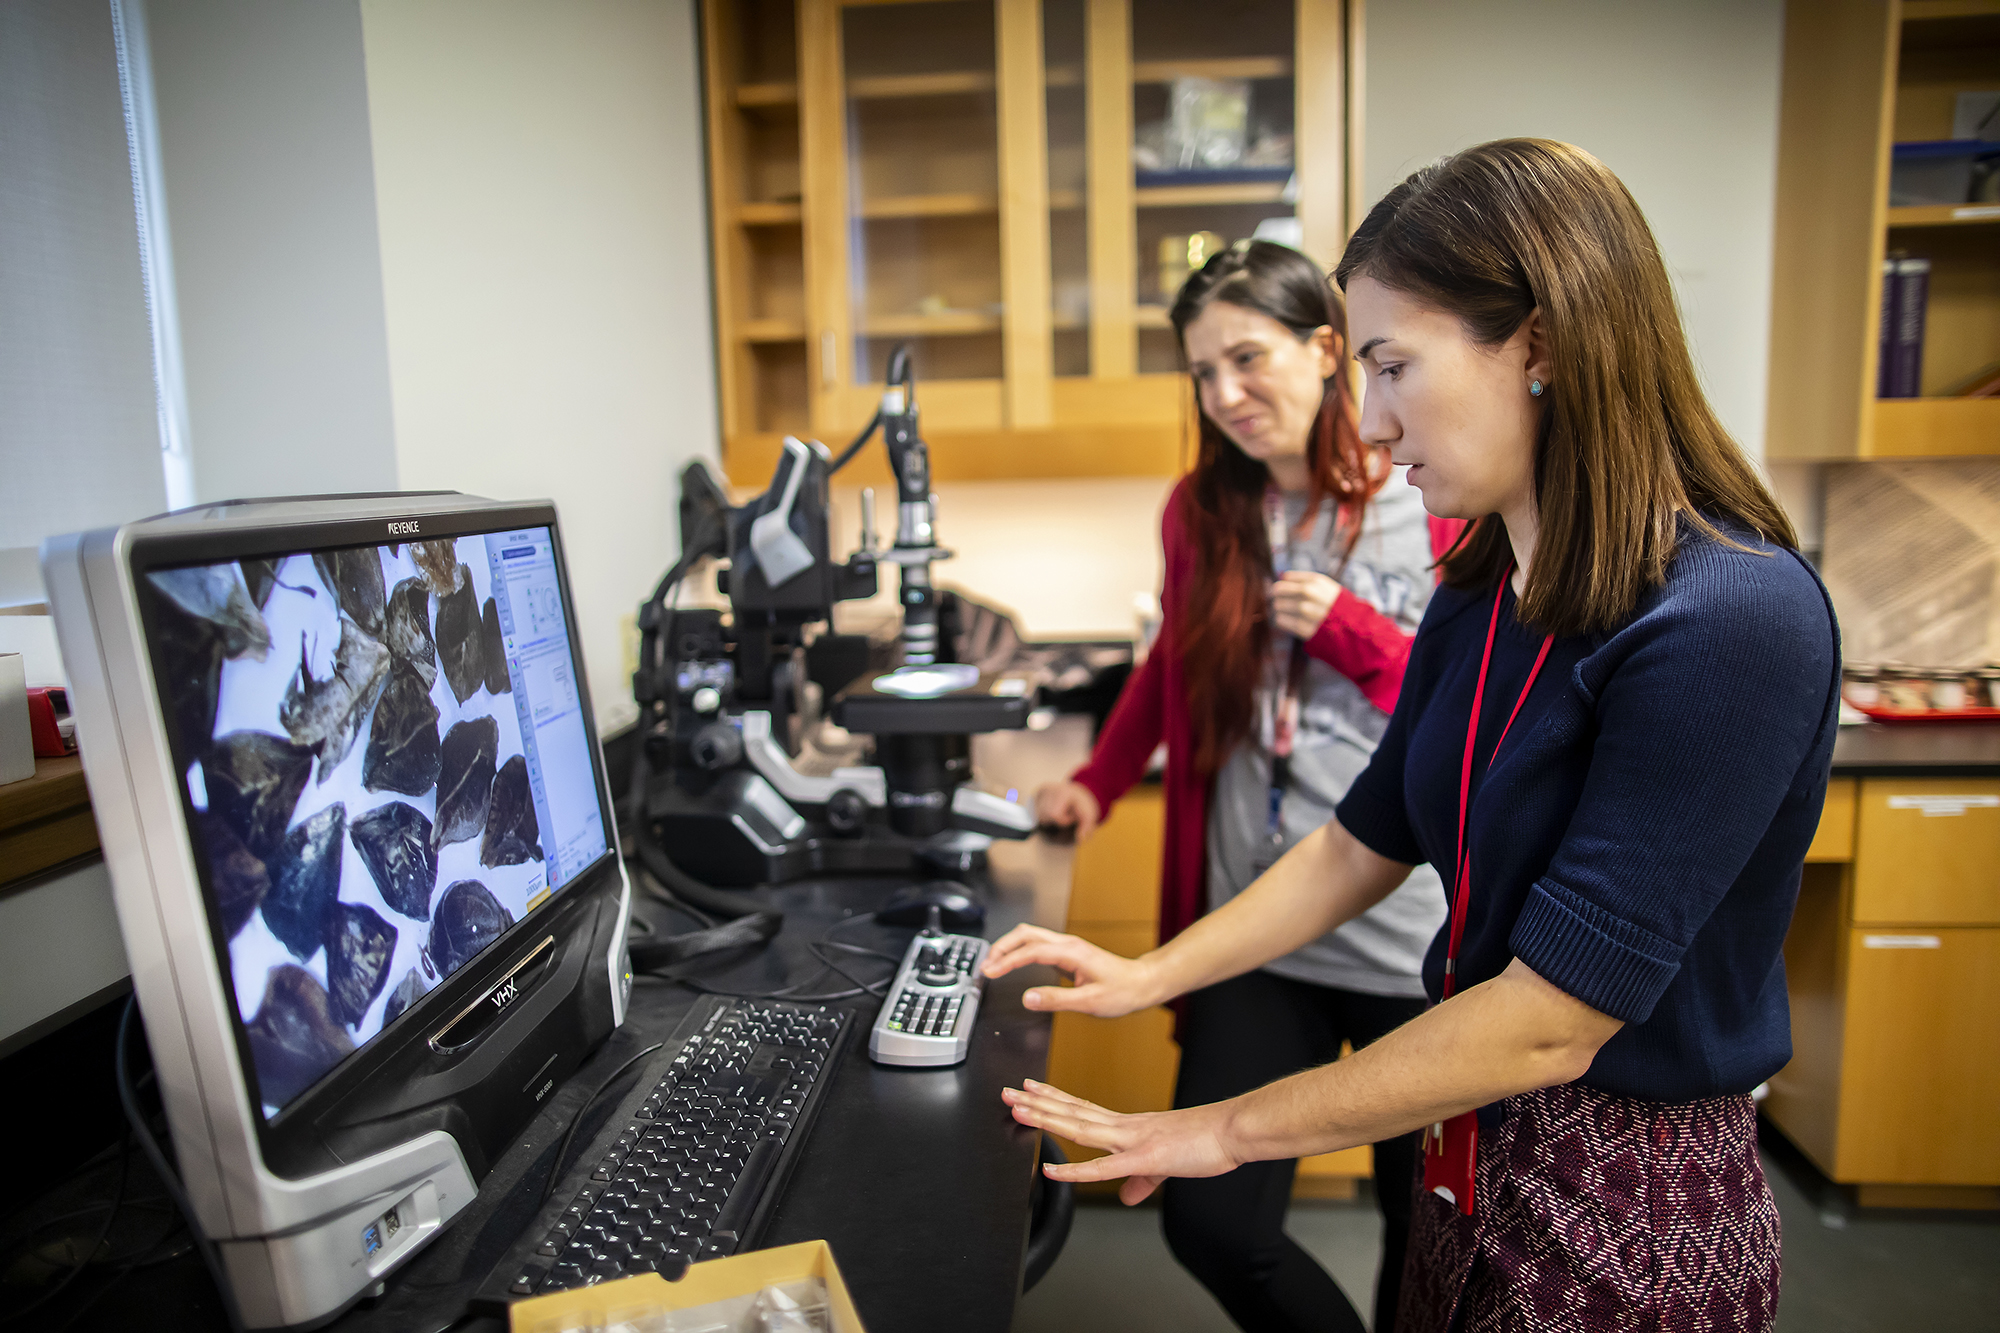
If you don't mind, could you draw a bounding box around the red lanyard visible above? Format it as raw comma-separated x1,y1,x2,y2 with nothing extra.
1423,566,1555,1218
1442,567,1554,1000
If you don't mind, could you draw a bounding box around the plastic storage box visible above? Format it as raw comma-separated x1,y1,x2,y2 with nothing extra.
1890,140,2000,206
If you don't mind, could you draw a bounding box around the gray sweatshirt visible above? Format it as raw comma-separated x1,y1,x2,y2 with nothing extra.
1205,467,1447,998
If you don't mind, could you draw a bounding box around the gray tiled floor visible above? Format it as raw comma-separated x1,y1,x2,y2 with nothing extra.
1012,1130,2000,1332
1012,1189,1386,1333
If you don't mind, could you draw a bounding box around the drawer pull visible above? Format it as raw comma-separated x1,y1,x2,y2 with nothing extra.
1864,934,1942,949
1885,795,1999,817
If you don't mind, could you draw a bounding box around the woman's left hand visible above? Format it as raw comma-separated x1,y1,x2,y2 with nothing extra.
1271,570,1342,639
1001,1079,1242,1206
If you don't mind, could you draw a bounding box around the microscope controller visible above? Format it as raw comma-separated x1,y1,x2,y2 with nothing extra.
868,928,990,1068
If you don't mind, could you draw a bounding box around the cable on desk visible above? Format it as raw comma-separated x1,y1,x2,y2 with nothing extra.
0,1127,130,1328
670,913,904,1003
113,995,248,1333
633,865,716,930
538,1042,667,1210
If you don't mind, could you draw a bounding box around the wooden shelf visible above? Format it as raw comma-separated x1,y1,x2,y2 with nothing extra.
726,421,1185,484
735,201,802,225
858,192,999,219
735,82,798,108
1901,0,2000,22
1133,56,1293,83
739,319,806,343
1135,305,1172,329
1871,397,2000,455
0,754,99,894
849,71,994,99
1135,181,1289,207
859,311,1000,337
1887,204,2000,228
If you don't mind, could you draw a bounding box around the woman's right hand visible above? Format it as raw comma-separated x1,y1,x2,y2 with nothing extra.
1034,780,1103,842
981,924,1165,1018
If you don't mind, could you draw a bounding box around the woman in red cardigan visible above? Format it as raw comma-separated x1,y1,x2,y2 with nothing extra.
1035,241,1461,1333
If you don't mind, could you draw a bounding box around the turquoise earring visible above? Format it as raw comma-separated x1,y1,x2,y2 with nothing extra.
1529,380,1544,397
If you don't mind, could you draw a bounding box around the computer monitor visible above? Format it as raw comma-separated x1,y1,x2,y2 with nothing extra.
41,493,633,1329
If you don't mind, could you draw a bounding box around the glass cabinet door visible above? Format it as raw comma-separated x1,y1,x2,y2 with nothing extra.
840,0,1006,420
1129,0,1298,373
704,0,809,443
1046,0,1091,379
726,0,1348,478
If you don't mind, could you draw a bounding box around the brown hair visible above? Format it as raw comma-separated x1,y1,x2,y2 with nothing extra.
1172,240,1380,775
1335,138,1795,636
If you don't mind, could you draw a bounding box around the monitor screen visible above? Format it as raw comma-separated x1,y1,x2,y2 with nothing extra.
143,528,610,1119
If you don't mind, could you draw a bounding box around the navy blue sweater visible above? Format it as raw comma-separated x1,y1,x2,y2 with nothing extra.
1335,522,1840,1102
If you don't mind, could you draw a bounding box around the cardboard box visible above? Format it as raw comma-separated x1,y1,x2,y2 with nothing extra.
508,1240,867,1333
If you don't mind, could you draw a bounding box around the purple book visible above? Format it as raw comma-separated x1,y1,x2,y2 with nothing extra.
1877,258,1899,398
1888,256,1931,398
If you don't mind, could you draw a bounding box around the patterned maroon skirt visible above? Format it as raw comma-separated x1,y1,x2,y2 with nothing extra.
1397,1083,1781,1333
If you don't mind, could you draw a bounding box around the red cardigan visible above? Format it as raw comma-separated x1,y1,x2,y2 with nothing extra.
1071,477,1465,948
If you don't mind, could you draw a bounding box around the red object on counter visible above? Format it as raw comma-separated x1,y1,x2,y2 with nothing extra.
27,686,77,757
1849,700,2000,725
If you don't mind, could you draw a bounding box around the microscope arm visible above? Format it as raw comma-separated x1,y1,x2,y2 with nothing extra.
738,711,888,807
738,710,1032,840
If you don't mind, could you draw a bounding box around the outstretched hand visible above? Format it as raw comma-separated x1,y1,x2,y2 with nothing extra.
1002,1080,1241,1206
980,924,1163,1018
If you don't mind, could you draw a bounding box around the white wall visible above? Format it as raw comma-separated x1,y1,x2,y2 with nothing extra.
361,0,720,735
1363,0,1784,458
821,477,1173,642
0,1,165,550
0,1,167,686
141,0,402,503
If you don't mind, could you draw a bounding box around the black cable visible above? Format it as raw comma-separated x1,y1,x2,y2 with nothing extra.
825,410,883,476
672,914,901,1003
114,996,247,1333
538,1042,666,1209
633,830,773,922
0,1127,131,1328
631,862,717,930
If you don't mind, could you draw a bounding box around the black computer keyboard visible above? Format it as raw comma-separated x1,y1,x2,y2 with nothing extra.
481,996,851,1302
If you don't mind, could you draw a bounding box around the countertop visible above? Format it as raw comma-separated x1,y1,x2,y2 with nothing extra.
1830,722,2000,777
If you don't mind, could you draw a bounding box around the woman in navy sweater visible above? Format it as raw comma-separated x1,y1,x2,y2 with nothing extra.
986,138,1839,1332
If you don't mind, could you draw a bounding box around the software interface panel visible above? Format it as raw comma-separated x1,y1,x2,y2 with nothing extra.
149,530,608,1119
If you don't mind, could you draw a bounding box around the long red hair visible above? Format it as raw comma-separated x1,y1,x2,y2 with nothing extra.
1172,241,1381,776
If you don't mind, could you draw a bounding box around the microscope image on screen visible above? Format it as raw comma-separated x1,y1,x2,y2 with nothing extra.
147,531,605,1118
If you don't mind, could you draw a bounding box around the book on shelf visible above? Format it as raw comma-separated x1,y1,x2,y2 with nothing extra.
1880,254,1930,399
1877,258,1897,399
1941,361,2000,399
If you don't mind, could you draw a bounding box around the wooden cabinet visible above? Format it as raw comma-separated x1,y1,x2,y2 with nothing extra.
1852,777,2000,924
1838,926,2000,1184
1805,776,1857,862
1048,783,1370,1195
700,0,1361,484
1765,0,2000,461
1767,775,2000,1205
1044,786,1182,1177
1055,771,2000,1204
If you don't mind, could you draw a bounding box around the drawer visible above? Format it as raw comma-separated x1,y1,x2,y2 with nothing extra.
1852,779,2000,925
1834,927,2000,1185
